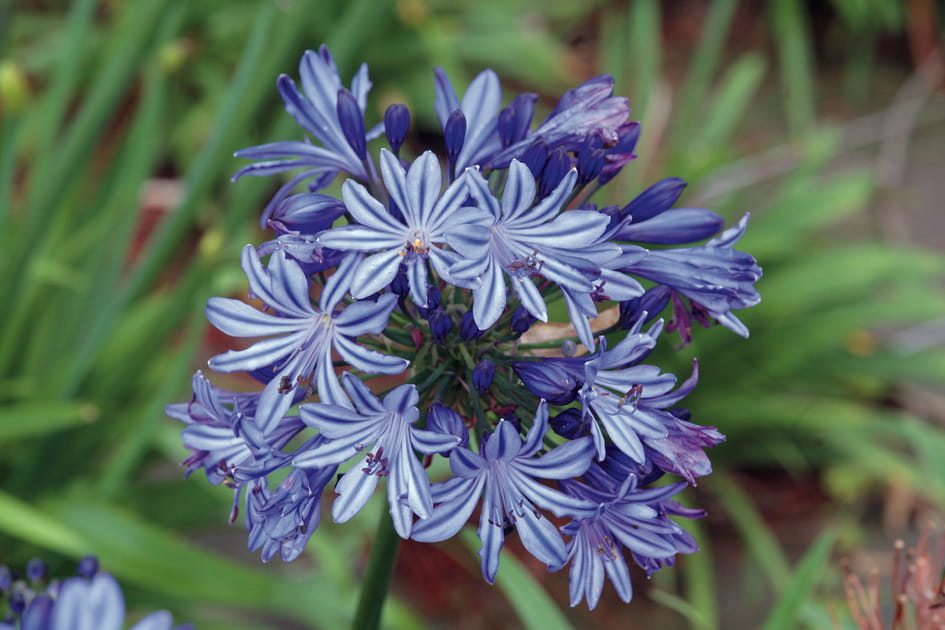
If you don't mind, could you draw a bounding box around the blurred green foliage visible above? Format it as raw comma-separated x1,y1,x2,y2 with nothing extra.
2,1,943,628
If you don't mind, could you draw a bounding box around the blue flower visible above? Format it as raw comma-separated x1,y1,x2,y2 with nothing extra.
245,465,336,562
411,401,597,583
232,46,382,228
555,472,700,610
293,376,461,538
432,68,503,174
205,245,407,433
450,160,617,331
166,371,304,485
316,150,492,307
490,75,631,169
612,177,725,244
575,323,703,463
617,213,762,338
0,561,191,630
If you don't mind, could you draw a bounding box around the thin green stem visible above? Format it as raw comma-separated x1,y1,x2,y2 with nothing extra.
351,510,401,630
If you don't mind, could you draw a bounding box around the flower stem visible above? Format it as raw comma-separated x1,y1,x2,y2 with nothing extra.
351,510,401,630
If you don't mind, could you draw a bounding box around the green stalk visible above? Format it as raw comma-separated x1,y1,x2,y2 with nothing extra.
351,509,401,630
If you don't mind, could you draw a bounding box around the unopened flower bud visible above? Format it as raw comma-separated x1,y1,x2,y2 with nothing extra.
384,104,410,156
427,402,468,448
472,359,495,394
512,360,582,406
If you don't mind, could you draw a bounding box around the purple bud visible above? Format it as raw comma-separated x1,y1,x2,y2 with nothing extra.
549,408,588,439
498,93,537,146
336,88,367,160
619,285,672,328
538,147,572,199
76,556,99,579
499,413,522,432
520,138,549,179
472,359,496,394
513,360,582,406
417,285,442,318
390,265,409,297
598,121,642,185
576,137,606,186
460,310,485,340
26,558,46,583
384,104,410,155
427,309,453,342
444,109,467,165
426,286,442,310
427,402,469,448
0,566,11,592
620,177,687,222
510,305,537,334
616,208,725,244
9,585,26,614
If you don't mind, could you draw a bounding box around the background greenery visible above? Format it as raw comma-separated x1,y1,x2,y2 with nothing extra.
2,1,944,628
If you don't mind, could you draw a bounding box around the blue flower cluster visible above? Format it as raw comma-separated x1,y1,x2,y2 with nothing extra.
0,558,191,630
168,45,761,609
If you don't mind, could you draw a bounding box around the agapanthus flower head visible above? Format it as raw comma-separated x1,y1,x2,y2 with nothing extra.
0,558,191,630
169,43,761,608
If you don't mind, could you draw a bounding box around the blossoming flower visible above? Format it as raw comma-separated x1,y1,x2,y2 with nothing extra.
233,46,382,227
316,150,492,306
294,375,460,537
169,44,762,611
412,402,596,582
0,558,191,630
556,470,701,609
205,245,407,432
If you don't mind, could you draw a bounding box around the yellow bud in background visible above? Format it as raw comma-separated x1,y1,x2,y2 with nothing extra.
0,60,29,115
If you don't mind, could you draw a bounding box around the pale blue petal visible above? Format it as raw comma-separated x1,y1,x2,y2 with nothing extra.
516,438,595,480
478,485,505,584
334,336,409,374
511,275,548,322
350,249,403,298
514,507,568,568
406,151,442,226
411,476,484,542
208,330,308,373
341,178,403,232
333,293,399,335
483,420,521,462
407,257,428,307
472,258,507,329
320,253,360,313
299,402,367,430
411,428,461,455
342,372,386,414
332,464,380,523
317,225,403,251
514,168,578,228
206,298,305,337
379,149,412,223
449,446,487,478
501,160,537,222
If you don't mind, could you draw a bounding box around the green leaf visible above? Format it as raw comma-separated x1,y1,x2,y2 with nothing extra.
697,53,767,150
759,529,837,630
43,496,351,627
0,400,98,442
460,529,575,630
711,473,791,592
